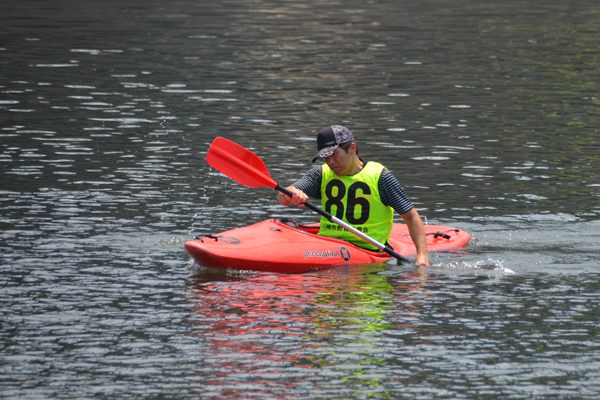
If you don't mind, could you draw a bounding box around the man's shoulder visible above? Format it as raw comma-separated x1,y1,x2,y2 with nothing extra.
308,165,323,175
362,160,389,175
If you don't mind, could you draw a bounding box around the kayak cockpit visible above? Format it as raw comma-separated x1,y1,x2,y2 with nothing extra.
276,218,320,234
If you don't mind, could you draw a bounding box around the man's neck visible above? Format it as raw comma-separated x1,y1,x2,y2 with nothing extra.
346,156,364,176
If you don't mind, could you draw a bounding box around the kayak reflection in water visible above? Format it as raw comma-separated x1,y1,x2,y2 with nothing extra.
277,125,429,267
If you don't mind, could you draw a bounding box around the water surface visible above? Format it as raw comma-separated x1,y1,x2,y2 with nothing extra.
1,0,599,398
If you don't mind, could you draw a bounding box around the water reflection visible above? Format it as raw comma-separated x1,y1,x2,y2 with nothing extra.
186,264,433,395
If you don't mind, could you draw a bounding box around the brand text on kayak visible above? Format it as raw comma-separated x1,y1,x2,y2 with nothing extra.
303,250,341,259
302,247,351,262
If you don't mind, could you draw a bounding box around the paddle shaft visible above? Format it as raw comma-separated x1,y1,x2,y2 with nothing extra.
275,184,412,263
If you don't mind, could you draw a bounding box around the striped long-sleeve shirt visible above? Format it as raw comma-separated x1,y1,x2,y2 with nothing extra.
292,161,414,216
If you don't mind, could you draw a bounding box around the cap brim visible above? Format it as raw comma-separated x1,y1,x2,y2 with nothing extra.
312,145,338,163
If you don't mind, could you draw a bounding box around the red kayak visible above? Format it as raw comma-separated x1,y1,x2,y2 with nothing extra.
185,218,471,273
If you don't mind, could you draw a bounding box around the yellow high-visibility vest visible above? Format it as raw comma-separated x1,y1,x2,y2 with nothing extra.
319,161,394,250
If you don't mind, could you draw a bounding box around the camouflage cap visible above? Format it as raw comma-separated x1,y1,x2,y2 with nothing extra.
311,125,356,163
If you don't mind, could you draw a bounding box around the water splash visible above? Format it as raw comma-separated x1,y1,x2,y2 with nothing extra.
156,236,186,246
432,258,516,275
186,258,259,277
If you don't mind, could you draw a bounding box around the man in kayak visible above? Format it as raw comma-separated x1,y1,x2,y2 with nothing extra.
277,125,429,266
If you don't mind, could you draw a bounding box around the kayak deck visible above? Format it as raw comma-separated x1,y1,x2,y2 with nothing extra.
185,218,471,273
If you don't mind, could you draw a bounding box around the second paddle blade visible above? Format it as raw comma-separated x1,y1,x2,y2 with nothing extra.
206,137,277,189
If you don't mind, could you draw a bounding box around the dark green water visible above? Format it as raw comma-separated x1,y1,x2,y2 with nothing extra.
1,0,599,398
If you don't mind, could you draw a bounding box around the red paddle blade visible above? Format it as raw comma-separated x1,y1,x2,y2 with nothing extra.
206,137,277,189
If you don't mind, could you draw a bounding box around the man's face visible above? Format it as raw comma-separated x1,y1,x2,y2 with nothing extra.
325,144,355,176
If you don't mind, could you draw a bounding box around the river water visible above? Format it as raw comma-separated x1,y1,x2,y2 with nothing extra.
1,0,599,398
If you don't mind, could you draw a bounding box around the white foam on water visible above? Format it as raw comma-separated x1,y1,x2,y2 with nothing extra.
432,258,516,276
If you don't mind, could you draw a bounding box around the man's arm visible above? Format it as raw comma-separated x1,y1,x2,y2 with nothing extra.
379,170,429,267
276,166,322,208
400,208,429,267
277,186,309,208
